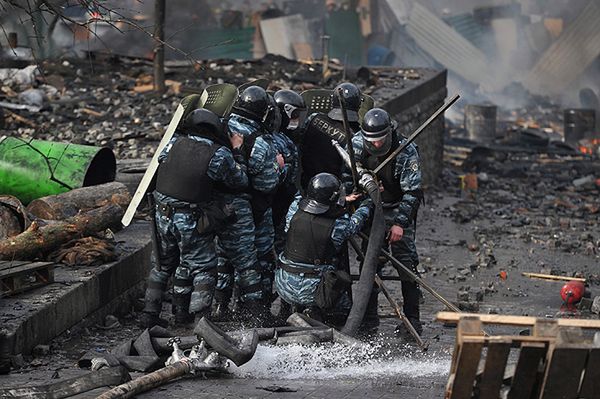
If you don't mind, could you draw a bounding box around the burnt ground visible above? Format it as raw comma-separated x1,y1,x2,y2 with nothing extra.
1,149,599,398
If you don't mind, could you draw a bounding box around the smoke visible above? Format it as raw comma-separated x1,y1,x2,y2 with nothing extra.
394,0,599,111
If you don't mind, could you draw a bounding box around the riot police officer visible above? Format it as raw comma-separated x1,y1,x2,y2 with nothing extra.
351,108,424,334
271,89,305,254
274,173,372,322
141,107,248,328
213,86,283,323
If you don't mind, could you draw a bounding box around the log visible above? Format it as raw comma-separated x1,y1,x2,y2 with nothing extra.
0,195,29,239
0,366,131,399
0,203,124,261
26,182,131,220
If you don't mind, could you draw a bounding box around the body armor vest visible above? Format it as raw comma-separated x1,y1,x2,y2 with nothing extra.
300,114,357,190
156,137,220,203
284,209,337,265
365,132,404,204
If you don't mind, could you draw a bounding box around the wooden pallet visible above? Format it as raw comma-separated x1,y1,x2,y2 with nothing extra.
437,312,600,399
0,260,54,297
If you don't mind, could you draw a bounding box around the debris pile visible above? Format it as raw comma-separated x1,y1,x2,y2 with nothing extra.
0,182,130,265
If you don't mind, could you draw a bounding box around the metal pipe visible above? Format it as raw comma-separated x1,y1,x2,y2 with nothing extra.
0,137,116,204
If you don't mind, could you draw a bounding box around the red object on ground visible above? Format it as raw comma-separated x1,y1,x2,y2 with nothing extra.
560,281,585,304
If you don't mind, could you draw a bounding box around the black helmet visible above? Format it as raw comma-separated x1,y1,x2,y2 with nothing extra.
183,108,224,137
361,108,393,157
299,173,346,215
329,82,361,123
274,89,307,131
232,85,270,124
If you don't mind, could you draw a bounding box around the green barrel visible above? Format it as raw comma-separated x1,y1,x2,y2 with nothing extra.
0,137,116,204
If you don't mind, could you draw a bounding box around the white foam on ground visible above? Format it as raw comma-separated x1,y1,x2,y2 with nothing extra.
231,343,451,380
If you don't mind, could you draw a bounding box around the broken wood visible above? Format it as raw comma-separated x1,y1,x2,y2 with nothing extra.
4,109,36,127
0,203,124,261
80,108,104,118
521,272,586,283
26,182,131,220
375,274,427,349
0,365,131,399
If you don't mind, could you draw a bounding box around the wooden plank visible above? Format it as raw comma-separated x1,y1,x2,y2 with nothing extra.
522,272,586,283
437,312,600,329
479,339,511,399
579,348,600,397
533,319,558,338
538,347,588,398
0,262,54,278
459,335,555,347
450,317,484,376
0,260,30,271
448,340,483,399
0,262,54,297
507,342,547,399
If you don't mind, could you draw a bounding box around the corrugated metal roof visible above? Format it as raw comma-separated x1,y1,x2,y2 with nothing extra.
406,3,500,90
524,0,600,95
444,13,487,50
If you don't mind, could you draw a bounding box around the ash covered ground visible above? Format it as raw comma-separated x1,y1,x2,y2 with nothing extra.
1,146,598,398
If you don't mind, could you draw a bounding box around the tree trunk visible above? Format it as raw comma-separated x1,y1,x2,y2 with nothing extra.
153,0,166,94
0,204,124,261
26,182,131,220
0,195,29,239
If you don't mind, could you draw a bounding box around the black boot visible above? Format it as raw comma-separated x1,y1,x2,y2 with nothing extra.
360,289,380,332
172,293,194,325
400,280,422,335
212,290,232,322
139,311,168,329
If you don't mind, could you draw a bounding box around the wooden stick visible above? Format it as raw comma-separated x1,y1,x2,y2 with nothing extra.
521,272,586,283
437,312,600,329
375,275,428,350
5,109,36,127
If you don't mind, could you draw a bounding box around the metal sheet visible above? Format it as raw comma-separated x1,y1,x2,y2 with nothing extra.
523,1,600,95
260,14,309,59
406,3,503,91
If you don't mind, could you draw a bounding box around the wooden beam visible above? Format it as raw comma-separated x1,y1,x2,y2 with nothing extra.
522,272,586,283
579,348,600,397
437,312,600,330
448,340,483,399
539,346,588,398
479,339,511,399
507,342,547,399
